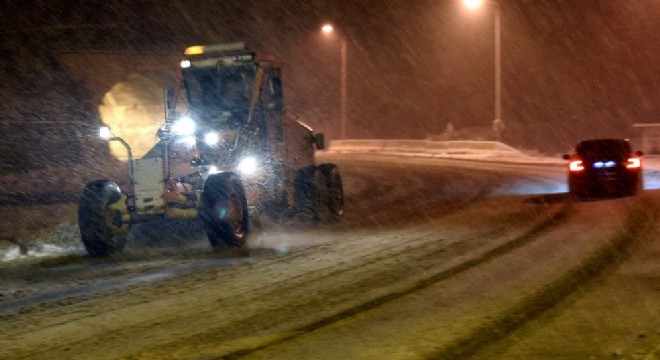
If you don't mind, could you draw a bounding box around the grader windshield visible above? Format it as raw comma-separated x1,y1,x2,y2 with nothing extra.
183,64,256,116
179,43,259,127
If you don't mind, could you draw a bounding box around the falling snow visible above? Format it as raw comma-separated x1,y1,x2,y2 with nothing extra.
1,1,659,359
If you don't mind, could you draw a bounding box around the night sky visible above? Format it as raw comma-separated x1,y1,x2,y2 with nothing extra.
1,0,659,156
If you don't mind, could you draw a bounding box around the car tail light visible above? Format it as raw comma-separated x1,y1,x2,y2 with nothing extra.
569,160,584,172
626,157,641,169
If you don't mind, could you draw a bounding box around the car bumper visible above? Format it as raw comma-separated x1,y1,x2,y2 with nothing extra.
568,169,642,196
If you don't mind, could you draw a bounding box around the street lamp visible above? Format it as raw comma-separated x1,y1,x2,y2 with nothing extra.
463,0,484,9
462,0,503,140
321,23,348,140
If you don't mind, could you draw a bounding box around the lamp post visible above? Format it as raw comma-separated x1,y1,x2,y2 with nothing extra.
462,0,503,140
321,23,348,139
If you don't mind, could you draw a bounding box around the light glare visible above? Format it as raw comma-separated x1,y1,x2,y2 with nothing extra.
181,136,196,148
204,132,220,146
463,0,484,9
99,126,113,140
321,24,334,33
627,158,641,169
172,116,196,136
594,160,617,168
238,157,258,176
569,160,584,172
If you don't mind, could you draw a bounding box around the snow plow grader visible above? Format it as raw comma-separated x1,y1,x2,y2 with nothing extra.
78,42,344,256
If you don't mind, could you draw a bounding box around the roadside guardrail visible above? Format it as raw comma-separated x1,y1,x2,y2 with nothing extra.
327,139,520,155
322,139,568,167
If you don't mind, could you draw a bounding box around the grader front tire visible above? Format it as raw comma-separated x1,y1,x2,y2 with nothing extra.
78,180,127,257
199,172,250,249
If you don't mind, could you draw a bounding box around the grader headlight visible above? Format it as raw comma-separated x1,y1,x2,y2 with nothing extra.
238,156,258,176
172,116,196,136
204,132,220,146
208,165,220,174
99,126,113,140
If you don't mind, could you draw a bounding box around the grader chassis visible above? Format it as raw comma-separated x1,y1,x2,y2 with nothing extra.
78,42,344,256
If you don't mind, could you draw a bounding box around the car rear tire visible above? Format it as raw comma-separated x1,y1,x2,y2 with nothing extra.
294,166,333,223
78,180,127,257
319,163,344,222
568,179,588,201
199,172,250,249
622,178,643,197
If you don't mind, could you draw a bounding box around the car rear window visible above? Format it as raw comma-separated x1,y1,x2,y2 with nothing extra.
576,140,632,157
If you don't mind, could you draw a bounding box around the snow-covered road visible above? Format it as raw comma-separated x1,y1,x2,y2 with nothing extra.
0,153,657,359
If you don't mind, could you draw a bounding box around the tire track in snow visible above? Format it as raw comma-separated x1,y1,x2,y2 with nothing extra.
433,196,660,360
0,257,247,315
0,162,493,317
129,199,572,360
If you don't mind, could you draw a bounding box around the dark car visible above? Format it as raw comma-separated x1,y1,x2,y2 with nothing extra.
563,139,643,199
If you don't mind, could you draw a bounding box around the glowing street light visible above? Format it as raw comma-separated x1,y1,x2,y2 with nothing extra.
321,23,348,139
463,0,484,10
462,0,503,140
321,24,334,33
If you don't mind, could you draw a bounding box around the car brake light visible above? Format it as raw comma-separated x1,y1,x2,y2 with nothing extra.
626,157,641,169
569,160,584,172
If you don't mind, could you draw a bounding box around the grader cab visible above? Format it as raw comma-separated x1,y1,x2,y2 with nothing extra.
78,42,344,256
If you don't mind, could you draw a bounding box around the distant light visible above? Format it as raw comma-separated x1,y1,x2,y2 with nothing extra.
462,0,484,9
180,60,191,68
321,24,334,34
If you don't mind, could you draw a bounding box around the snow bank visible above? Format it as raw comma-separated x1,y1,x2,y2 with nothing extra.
325,139,564,165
